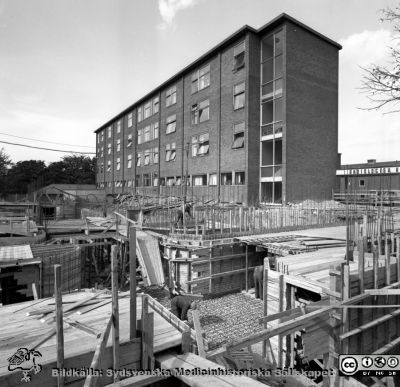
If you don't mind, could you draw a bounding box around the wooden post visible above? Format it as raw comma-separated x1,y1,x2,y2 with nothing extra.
289,285,296,368
397,236,400,282
245,245,249,292
385,233,391,286
262,257,269,358
192,310,206,358
54,265,64,387
141,295,149,368
229,210,233,234
111,245,120,382
373,247,379,290
129,226,137,340
341,264,350,355
181,326,191,354
209,248,213,294
278,274,284,368
377,218,382,256
358,238,365,293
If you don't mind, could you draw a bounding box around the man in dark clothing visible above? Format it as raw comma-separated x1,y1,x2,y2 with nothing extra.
170,295,196,321
254,265,264,300
175,204,192,227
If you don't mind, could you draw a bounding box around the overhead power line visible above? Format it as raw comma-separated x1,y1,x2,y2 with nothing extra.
0,132,94,148
0,140,96,155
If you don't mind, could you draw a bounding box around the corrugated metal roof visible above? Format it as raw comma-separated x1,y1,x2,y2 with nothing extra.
0,245,33,262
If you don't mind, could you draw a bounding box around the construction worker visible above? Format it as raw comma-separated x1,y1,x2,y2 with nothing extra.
170,295,197,321
175,203,192,227
254,265,264,300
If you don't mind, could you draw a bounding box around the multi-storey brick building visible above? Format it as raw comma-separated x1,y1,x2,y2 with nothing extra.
95,13,341,205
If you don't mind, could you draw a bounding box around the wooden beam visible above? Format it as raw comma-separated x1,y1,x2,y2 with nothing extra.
129,226,137,340
226,306,332,352
54,265,64,387
192,310,206,358
111,245,120,382
104,374,167,387
83,316,113,387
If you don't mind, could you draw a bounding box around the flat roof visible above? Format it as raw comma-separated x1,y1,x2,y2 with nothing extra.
340,160,400,169
94,13,341,134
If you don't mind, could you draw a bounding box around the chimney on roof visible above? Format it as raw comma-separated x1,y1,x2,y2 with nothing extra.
367,159,376,164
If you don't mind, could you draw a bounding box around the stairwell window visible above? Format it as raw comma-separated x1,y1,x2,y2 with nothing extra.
144,150,150,165
191,64,210,93
107,160,111,172
233,41,245,71
117,121,121,134
107,143,111,155
233,82,245,110
116,158,121,171
128,112,133,128
137,153,142,167
153,96,159,114
100,162,104,173
127,154,132,169
137,128,143,145
116,139,121,152
153,147,159,164
127,134,133,148
232,122,245,149
138,106,143,122
108,126,112,138
166,114,177,134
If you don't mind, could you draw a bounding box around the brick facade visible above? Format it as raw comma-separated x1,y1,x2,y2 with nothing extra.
95,14,341,205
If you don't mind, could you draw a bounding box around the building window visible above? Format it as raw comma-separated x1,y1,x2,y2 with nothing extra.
160,177,165,186
209,173,217,186
143,173,151,187
128,112,133,128
144,102,151,119
193,174,207,186
144,150,150,166
153,122,159,139
235,172,245,185
127,134,133,148
107,143,111,155
233,82,245,110
107,160,111,172
138,106,143,122
153,147,159,164
100,131,104,142
116,158,121,171
221,172,232,185
144,125,151,142
153,173,159,186
191,64,210,93
117,121,121,133
166,177,175,186
166,85,177,107
232,122,245,149
191,99,209,124
191,133,209,157
135,174,141,187
153,96,159,114
165,142,176,162
233,41,245,71
100,146,104,157
176,176,182,185
137,153,142,167
116,139,121,152
138,128,143,144
166,114,177,134
359,179,365,187
127,154,132,169
100,162,104,173
127,179,132,188
108,126,112,138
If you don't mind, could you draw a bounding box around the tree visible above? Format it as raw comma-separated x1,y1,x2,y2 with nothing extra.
5,160,46,194
361,5,400,112
0,148,12,197
44,155,96,186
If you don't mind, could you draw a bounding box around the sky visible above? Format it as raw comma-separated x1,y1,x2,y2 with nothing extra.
0,0,399,165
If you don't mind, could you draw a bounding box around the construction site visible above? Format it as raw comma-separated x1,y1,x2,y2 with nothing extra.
0,189,399,387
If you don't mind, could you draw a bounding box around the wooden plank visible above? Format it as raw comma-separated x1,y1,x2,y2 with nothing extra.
83,316,113,387
226,306,332,352
192,310,206,358
77,300,112,315
32,283,38,300
111,245,120,382
141,295,149,369
54,265,64,387
41,289,108,323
